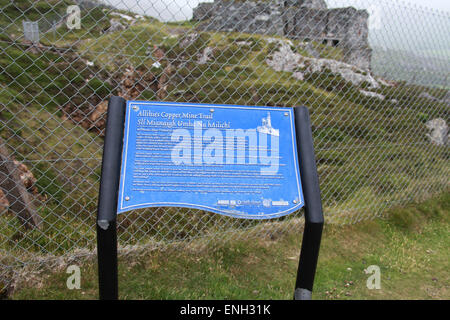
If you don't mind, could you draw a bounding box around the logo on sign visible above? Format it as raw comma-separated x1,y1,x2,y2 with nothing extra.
170,114,279,175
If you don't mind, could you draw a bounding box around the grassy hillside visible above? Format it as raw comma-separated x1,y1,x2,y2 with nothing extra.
10,192,449,300
0,0,448,273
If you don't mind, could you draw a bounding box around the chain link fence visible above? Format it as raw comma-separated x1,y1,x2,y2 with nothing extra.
0,0,449,294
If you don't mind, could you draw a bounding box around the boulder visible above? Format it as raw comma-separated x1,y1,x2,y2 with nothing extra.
266,39,379,88
425,118,449,146
197,47,214,65
0,140,41,230
105,19,125,33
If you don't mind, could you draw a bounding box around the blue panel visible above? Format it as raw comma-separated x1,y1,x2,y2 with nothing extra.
117,101,304,219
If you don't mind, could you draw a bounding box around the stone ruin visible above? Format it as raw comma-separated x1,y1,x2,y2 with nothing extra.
193,0,372,70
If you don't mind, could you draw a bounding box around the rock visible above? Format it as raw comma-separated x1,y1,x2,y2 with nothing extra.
265,39,301,73
152,61,162,69
377,78,396,87
109,12,134,21
0,189,9,209
236,40,252,46
105,19,125,33
419,92,438,101
419,91,450,106
197,47,214,65
63,65,159,134
13,160,37,191
302,42,321,58
192,2,215,21
297,0,327,9
157,64,175,100
194,0,371,69
425,118,449,146
266,39,379,88
287,8,328,42
359,89,385,100
0,139,41,230
151,45,165,61
118,66,157,101
198,1,284,36
343,46,372,71
293,71,304,81
179,33,200,48
443,91,450,105
88,100,108,130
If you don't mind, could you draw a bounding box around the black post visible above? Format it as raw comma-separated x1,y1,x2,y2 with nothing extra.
96,96,126,300
293,106,324,300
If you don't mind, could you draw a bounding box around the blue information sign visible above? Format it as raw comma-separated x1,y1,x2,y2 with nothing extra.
117,101,304,219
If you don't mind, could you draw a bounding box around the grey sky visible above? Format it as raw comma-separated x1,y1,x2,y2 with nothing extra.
400,0,450,12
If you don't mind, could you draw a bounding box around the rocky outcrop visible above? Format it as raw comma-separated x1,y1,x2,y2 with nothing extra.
419,91,450,107
192,2,216,21
193,0,372,70
197,0,285,36
425,118,449,146
265,38,379,88
297,0,327,9
105,19,126,33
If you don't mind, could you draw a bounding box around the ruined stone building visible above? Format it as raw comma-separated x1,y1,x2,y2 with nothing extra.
193,0,372,70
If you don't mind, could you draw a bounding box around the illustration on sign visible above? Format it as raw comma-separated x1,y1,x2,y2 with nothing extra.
117,101,304,219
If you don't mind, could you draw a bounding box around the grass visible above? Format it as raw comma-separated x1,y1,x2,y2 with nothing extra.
10,191,449,300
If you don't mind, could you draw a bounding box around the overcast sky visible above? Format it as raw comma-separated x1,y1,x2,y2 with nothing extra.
399,0,450,12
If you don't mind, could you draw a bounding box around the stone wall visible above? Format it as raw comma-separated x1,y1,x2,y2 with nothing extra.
196,0,285,36
193,0,372,70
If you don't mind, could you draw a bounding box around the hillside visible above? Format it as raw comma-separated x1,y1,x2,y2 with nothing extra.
11,192,450,299
0,0,449,274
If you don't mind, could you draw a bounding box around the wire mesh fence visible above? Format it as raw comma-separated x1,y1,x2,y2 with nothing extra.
0,0,449,294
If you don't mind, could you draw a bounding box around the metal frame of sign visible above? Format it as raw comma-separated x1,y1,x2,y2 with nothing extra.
96,96,324,300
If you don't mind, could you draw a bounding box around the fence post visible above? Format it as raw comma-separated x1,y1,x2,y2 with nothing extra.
96,96,126,300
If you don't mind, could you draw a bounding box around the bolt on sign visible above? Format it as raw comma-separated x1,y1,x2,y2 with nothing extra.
96,97,324,300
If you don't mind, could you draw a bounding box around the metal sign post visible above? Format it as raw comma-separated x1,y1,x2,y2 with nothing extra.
292,106,324,300
96,97,323,300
